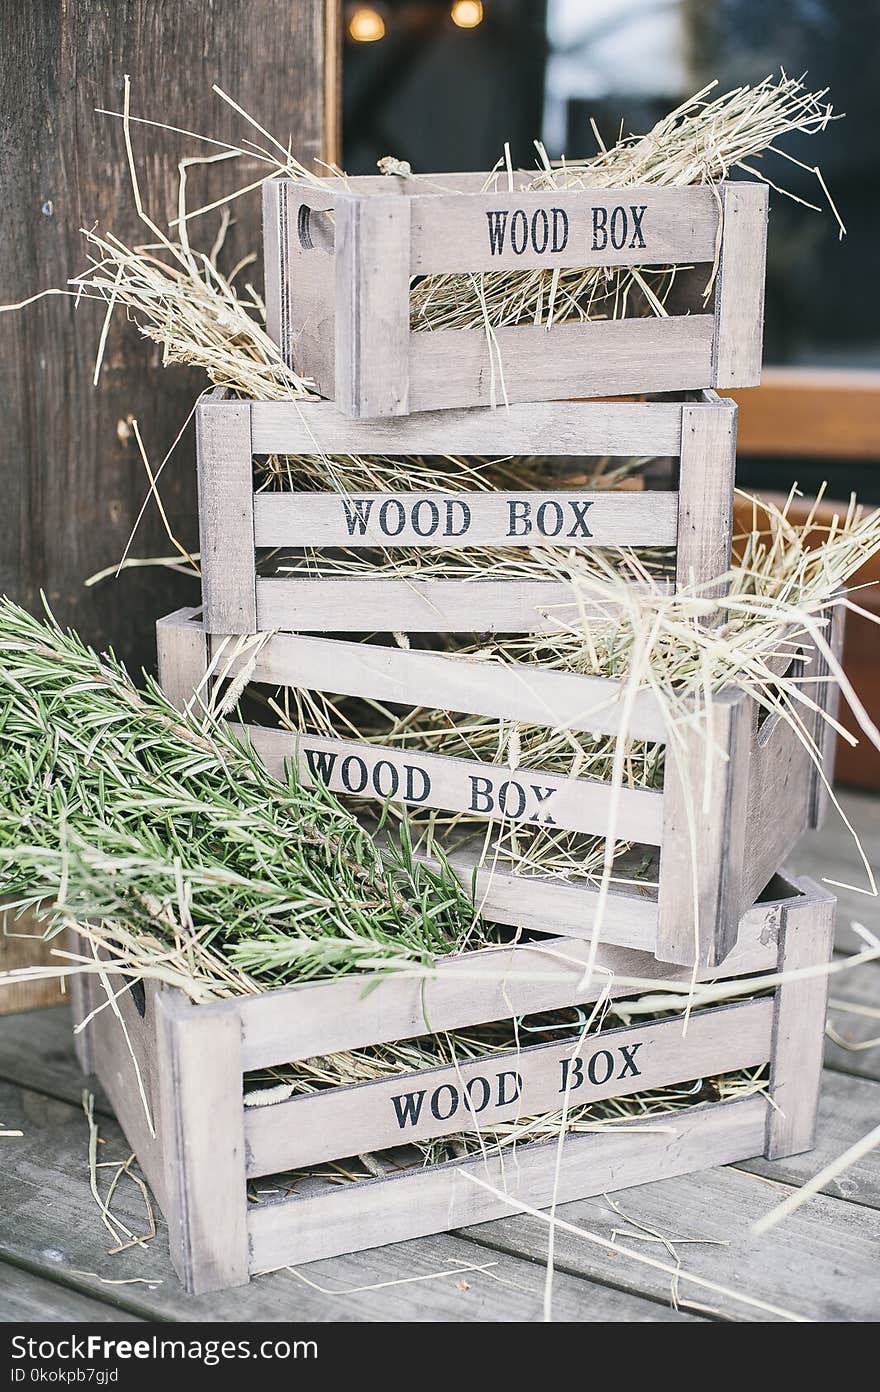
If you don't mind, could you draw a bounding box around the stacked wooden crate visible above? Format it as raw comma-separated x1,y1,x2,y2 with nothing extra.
82,173,840,1290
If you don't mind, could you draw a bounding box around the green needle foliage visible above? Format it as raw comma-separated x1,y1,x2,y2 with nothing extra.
0,600,484,996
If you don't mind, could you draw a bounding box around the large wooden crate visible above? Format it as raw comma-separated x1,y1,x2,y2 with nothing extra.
197,388,736,635
157,608,842,968
263,174,767,417
71,876,834,1294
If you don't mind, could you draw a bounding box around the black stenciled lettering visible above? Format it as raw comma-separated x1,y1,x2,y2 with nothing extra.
340,754,368,794
378,498,406,537
303,747,338,783
431,1084,459,1121
391,1091,426,1129
567,500,594,538
531,207,549,254
559,1055,584,1092
591,206,608,250
465,1076,491,1113
371,760,399,799
529,784,557,826
507,499,531,536
411,499,440,538
341,498,373,537
445,499,471,537
617,1042,644,1079
486,209,510,255
551,207,569,252
496,1071,522,1106
587,1049,615,1086
510,208,529,255
536,500,564,537
404,764,431,803
610,205,627,250
498,779,527,820
469,774,494,814
629,204,647,248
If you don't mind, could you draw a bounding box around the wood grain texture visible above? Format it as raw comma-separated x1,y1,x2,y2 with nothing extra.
247,1096,768,1273
0,0,332,674
196,401,256,633
407,315,716,412
711,181,768,388
0,912,64,1016
156,608,210,713
335,195,411,417
731,367,880,461
244,1001,773,1176
248,395,686,456
0,1262,143,1323
674,399,736,594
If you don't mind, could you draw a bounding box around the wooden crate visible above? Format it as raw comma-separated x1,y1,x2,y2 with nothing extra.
263,174,767,417
197,388,736,635
157,607,843,968
70,876,834,1294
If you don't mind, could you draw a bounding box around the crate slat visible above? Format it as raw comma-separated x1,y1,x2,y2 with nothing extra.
711,182,769,388
244,998,773,1175
238,723,667,843
246,1095,770,1273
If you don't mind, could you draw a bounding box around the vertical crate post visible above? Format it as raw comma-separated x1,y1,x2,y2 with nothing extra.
808,602,846,829
764,885,835,1159
675,398,737,595
655,695,752,967
156,609,210,714
334,195,411,417
155,992,249,1294
196,398,256,634
711,181,769,388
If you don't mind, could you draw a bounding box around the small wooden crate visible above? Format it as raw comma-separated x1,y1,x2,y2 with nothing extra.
197,388,736,635
71,876,834,1294
263,174,768,417
157,607,843,968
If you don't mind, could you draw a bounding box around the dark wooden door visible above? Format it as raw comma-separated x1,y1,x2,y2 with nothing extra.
0,0,338,676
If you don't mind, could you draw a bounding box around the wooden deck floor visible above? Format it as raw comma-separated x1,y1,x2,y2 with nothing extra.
1,790,878,1323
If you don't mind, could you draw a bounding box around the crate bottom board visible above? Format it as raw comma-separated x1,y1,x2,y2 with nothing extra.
246,1093,770,1274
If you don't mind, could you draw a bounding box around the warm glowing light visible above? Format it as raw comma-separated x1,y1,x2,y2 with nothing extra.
348,6,386,42
451,0,484,28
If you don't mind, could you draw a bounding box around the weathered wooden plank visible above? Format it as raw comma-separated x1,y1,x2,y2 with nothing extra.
266,180,337,397
765,890,836,1158
238,723,666,843
335,195,411,417
712,181,769,388
0,1004,111,1114
247,1097,768,1273
209,624,668,743
253,488,679,550
0,913,63,1016
407,316,717,412
248,395,686,457
154,994,249,1295
245,1001,772,1176
0,1262,142,1322
0,1079,688,1322
196,401,256,634
409,186,720,275
674,400,736,593
156,609,209,712
254,576,655,633
461,1160,880,1323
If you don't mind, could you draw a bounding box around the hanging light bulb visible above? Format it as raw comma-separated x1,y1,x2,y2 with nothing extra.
451,0,484,27
348,6,386,42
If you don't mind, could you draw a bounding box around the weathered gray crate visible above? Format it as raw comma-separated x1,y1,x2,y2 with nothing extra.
71,876,834,1294
157,607,843,968
197,388,736,635
264,174,767,417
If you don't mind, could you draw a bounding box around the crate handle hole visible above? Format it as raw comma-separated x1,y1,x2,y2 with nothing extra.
130,978,147,1018
755,655,805,748
298,204,314,250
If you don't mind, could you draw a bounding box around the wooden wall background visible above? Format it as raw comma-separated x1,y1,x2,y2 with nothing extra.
0,0,338,1011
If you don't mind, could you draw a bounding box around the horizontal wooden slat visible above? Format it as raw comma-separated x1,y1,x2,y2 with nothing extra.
254,576,658,633
249,395,686,456
247,1094,768,1272
211,628,668,743
253,489,679,549
732,366,880,461
409,186,721,274
244,999,772,1175
408,316,717,412
238,724,666,842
